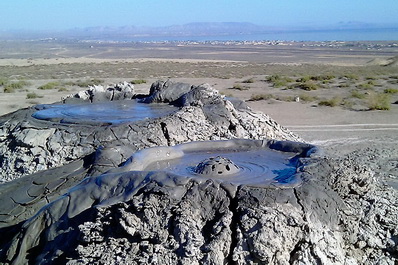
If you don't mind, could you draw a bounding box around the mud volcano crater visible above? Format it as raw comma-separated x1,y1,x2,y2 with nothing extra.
32,100,179,125
121,139,318,194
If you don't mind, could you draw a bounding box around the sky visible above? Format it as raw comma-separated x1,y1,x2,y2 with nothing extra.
0,0,397,31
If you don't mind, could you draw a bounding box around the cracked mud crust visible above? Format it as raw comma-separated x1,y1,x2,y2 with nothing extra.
0,81,397,265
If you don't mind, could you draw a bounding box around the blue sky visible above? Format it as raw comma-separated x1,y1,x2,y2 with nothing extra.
1,0,397,30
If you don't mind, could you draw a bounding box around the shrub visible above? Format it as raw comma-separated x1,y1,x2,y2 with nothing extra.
3,86,15,93
274,95,295,102
4,80,30,91
318,97,342,107
26,92,43,99
38,82,59,90
367,92,391,110
242,78,255,84
297,75,335,82
297,81,319,91
130,79,147,84
230,84,248,90
296,76,311,82
273,79,289,88
0,77,8,86
248,94,274,101
298,93,318,102
266,75,281,82
65,79,103,87
58,87,68,92
384,88,398,94
338,82,351,88
357,82,374,90
266,75,293,88
343,74,359,80
351,90,366,99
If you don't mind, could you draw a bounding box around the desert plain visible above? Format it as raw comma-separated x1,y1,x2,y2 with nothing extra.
1,39,398,159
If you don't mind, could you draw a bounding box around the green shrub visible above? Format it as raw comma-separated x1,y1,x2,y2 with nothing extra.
298,75,335,82
338,82,351,88
351,90,366,99
266,75,282,82
367,92,391,110
242,78,255,84
266,75,293,88
4,80,30,91
130,79,147,84
26,92,43,99
3,86,15,93
248,94,274,101
343,74,359,80
384,88,398,94
0,77,8,86
297,81,319,91
38,82,59,90
298,93,318,102
58,87,68,92
230,84,248,90
318,97,342,107
296,76,311,82
65,79,103,87
357,82,374,90
273,79,289,88
274,95,295,102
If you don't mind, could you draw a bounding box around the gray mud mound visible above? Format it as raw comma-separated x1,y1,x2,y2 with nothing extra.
1,140,397,264
0,80,299,183
0,80,397,264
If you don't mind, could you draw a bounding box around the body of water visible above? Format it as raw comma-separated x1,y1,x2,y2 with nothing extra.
118,28,398,42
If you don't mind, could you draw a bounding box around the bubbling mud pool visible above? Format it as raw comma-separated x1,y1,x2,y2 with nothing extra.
117,139,319,189
146,150,299,186
32,100,179,124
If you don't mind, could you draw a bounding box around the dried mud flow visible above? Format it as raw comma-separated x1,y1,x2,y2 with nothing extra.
0,81,397,265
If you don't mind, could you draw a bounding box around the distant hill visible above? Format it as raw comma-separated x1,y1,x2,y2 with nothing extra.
1,22,397,41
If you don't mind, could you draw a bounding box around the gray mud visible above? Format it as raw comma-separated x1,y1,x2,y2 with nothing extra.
0,80,397,265
32,100,179,125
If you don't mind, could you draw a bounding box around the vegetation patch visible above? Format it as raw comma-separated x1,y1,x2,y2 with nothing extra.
296,81,320,91
38,82,60,90
3,80,30,93
298,93,318,102
26,92,43,99
0,77,8,86
242,78,255,84
130,79,147,84
351,90,366,99
384,88,398,94
318,97,342,107
248,93,274,101
265,75,294,88
64,79,103,87
367,92,391,110
343,74,359,80
230,84,249,90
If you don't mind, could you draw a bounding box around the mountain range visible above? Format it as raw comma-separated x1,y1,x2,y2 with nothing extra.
1,22,397,41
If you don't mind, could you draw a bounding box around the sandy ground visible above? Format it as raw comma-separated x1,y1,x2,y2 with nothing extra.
1,40,398,157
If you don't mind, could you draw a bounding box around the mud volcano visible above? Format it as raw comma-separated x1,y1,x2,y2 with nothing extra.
0,80,397,264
